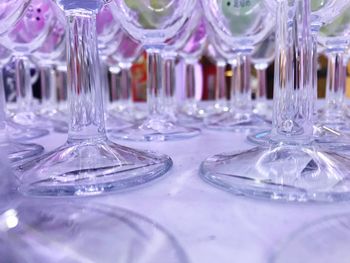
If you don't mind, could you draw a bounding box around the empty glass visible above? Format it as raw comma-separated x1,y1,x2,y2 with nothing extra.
200,0,350,202
110,0,200,141
16,0,173,196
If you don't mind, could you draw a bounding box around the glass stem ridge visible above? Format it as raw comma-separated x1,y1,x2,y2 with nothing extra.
65,12,106,142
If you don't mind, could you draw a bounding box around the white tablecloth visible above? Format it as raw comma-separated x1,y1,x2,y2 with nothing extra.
31,118,350,263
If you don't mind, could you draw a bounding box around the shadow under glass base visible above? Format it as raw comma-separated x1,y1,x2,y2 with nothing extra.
271,214,350,263
1,141,44,165
16,137,173,196
200,145,350,202
109,117,201,142
204,110,271,132
0,200,188,263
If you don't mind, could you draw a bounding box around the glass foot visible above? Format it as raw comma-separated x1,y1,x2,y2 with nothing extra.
272,214,350,263
109,105,147,122
0,200,188,263
110,117,201,141
253,101,272,122
1,141,44,165
16,138,173,196
200,145,350,202
248,127,350,147
6,121,49,141
204,111,270,131
12,111,58,129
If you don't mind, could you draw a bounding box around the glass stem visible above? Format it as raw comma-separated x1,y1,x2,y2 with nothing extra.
146,49,165,117
272,0,313,141
15,56,33,111
119,64,133,106
311,32,318,114
109,66,121,102
100,60,110,110
163,56,176,105
40,65,57,109
65,11,106,142
56,65,67,104
185,61,197,102
255,64,268,100
232,54,252,112
325,52,346,116
215,61,227,102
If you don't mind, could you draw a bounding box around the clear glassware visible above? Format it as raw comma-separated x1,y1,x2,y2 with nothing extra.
105,27,146,123
110,0,200,141
204,2,273,131
178,15,208,122
0,155,189,263
31,3,69,131
200,0,350,202
96,5,136,130
201,0,274,131
205,42,230,114
0,47,49,142
249,0,350,146
251,32,275,120
15,0,173,196
1,0,58,131
0,46,44,166
271,214,350,263
313,5,350,145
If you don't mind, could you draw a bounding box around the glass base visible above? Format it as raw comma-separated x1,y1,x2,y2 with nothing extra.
0,200,188,263
109,105,147,122
248,126,350,147
16,138,173,196
180,101,208,119
200,145,350,202
105,112,134,129
272,214,350,263
6,121,49,141
204,111,270,131
110,117,201,142
1,141,44,165
12,111,60,129
253,101,272,122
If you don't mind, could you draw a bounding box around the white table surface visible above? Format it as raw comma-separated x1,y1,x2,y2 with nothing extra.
28,116,350,263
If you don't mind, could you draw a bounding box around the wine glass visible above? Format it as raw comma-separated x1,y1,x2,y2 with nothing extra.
251,32,275,119
15,0,173,196
0,0,59,131
110,0,200,141
178,15,208,122
104,25,146,124
313,5,350,145
205,42,230,115
200,0,350,202
201,0,274,131
0,45,44,166
31,3,68,129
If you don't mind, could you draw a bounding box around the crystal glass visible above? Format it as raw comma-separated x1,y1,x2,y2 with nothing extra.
0,0,50,140
313,5,350,145
16,0,173,196
105,26,146,124
252,32,275,119
31,3,68,131
201,0,274,131
0,155,188,263
252,0,348,145
1,0,59,131
205,42,230,114
0,45,44,166
200,0,350,202
96,5,136,130
178,15,208,122
110,0,200,141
